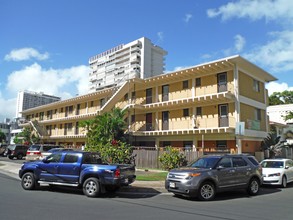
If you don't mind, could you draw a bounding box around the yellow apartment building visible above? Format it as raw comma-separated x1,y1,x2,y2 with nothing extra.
20,55,277,155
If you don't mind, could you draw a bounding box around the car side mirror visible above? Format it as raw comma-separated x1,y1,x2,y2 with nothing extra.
42,158,50,163
285,166,289,169
217,165,224,170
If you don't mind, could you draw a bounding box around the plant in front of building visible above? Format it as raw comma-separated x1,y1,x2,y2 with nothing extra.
261,133,287,158
0,130,6,143
159,146,187,170
80,107,135,164
14,127,40,145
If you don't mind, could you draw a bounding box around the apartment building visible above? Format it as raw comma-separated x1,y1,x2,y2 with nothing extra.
20,55,276,154
16,90,61,118
88,37,167,92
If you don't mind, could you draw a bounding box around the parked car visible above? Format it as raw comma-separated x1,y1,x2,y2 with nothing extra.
0,144,8,156
5,144,29,160
165,154,263,201
260,158,293,188
26,144,61,161
19,151,136,197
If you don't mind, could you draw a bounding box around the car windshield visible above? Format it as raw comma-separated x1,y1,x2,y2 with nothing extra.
261,161,284,168
189,157,220,169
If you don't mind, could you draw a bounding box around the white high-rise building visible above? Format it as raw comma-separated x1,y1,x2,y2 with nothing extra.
16,91,61,118
88,37,167,92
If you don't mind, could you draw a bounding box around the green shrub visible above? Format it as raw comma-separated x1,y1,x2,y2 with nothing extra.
159,146,187,170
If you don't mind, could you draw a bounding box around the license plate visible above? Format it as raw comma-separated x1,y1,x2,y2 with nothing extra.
169,182,176,188
30,153,34,155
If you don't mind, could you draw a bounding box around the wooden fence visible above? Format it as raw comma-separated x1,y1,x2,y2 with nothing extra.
133,149,203,169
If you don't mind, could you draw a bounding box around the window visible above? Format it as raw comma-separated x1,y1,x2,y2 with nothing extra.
255,108,261,121
232,157,247,167
131,115,135,123
124,93,128,101
46,154,62,163
63,154,79,163
183,80,188,89
253,79,260,92
90,101,94,107
183,108,189,117
218,157,232,168
195,78,201,87
196,107,202,117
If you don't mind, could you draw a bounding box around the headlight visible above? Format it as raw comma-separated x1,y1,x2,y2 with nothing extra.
268,173,281,177
185,173,201,180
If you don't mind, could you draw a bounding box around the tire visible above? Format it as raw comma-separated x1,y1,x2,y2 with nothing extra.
21,172,36,190
17,154,23,160
83,178,100,197
281,176,287,188
8,155,14,160
198,182,215,201
247,178,260,196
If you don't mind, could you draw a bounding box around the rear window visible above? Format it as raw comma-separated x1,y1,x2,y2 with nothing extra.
8,145,16,150
28,145,41,151
43,146,56,151
247,156,260,166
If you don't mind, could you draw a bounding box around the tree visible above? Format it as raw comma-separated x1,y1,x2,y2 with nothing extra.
14,127,40,145
0,130,6,143
261,133,286,158
269,90,293,105
159,146,187,170
80,108,134,164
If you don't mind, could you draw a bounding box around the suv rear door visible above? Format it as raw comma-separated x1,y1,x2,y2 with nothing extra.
216,157,236,188
232,156,250,186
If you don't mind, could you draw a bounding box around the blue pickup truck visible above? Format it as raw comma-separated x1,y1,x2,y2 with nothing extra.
19,151,136,197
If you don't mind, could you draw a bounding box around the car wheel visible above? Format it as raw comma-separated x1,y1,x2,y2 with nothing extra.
247,178,260,196
21,172,36,190
8,156,14,160
83,177,100,197
17,154,23,160
198,182,215,201
281,176,287,188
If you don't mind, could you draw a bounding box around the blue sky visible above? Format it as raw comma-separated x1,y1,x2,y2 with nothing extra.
1,0,293,121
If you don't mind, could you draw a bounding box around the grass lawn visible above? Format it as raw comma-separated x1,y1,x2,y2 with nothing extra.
136,170,168,181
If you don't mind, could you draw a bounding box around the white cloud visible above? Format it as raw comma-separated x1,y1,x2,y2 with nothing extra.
207,0,293,25
0,92,16,120
4,48,49,61
184,14,193,23
266,81,293,96
157,32,164,42
6,63,90,99
234,34,246,52
245,31,293,73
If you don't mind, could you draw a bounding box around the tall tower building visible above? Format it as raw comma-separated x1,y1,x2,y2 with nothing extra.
88,37,167,92
16,90,61,118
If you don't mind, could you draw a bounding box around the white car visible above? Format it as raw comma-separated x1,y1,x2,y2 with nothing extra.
260,158,293,188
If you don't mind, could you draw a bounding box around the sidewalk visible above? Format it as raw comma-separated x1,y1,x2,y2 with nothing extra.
0,161,168,194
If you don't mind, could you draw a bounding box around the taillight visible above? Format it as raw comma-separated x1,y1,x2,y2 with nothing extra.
114,169,120,178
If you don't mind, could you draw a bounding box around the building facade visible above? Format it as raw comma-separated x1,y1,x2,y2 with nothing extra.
88,37,167,92
16,90,61,118
20,55,276,154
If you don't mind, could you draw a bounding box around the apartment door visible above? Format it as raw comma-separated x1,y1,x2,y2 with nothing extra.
217,72,227,93
146,113,152,131
146,88,152,104
162,85,169,102
162,111,169,130
219,104,229,127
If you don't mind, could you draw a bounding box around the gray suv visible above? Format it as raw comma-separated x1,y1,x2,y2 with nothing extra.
165,154,263,201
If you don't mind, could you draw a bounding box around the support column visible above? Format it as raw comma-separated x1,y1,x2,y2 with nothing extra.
155,138,160,150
